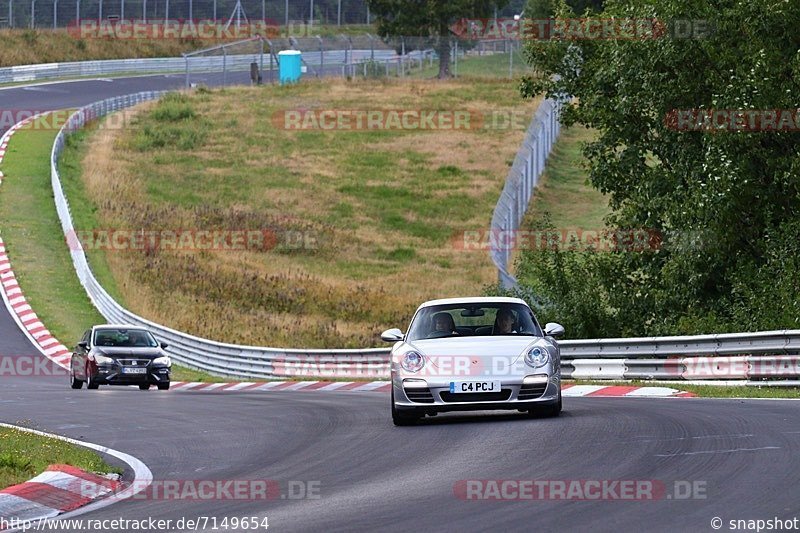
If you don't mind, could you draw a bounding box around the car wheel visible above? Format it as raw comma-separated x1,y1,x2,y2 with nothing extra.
391,389,420,426
139,384,150,390
157,382,170,391
530,391,562,418
69,366,84,389
86,365,99,389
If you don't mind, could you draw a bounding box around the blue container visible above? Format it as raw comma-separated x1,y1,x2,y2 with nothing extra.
278,50,302,85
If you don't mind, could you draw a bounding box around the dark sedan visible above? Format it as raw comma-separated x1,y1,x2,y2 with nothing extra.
70,325,172,390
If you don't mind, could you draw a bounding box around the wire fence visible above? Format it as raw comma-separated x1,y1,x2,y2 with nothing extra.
2,0,370,28
0,0,529,29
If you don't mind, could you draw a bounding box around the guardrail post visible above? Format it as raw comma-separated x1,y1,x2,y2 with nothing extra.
222,47,227,87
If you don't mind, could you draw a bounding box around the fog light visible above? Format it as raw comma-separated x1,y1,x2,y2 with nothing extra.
402,378,429,389
523,374,549,384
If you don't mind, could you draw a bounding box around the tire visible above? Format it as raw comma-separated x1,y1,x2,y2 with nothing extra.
139,384,150,390
391,389,420,426
157,382,170,391
86,365,99,389
69,367,84,390
530,391,562,418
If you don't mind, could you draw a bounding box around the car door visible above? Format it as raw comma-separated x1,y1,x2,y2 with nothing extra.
73,329,91,378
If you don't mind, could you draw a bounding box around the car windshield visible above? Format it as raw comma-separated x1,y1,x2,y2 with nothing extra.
93,328,159,348
406,303,543,341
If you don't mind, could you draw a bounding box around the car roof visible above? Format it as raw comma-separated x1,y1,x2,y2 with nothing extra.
92,324,150,331
417,296,529,310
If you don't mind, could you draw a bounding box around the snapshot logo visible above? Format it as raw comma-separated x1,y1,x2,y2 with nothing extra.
449,17,711,41
67,18,282,40
0,355,68,378
665,109,800,132
65,228,318,253
454,479,707,501
272,108,544,131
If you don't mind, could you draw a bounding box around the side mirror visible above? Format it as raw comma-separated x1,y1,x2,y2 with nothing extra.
544,322,565,339
77,341,88,350
160,342,169,350
380,328,404,342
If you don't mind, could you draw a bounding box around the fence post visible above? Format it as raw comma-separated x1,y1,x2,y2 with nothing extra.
222,46,227,87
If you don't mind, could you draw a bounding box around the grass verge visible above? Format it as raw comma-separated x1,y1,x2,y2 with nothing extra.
0,114,223,382
0,426,122,489
524,125,607,229
412,49,531,79
0,118,105,343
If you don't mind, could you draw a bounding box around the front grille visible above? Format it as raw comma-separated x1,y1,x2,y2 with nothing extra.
518,382,548,400
440,389,511,403
116,359,151,367
404,387,435,403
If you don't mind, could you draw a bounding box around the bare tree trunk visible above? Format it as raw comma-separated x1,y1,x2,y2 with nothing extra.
436,36,451,79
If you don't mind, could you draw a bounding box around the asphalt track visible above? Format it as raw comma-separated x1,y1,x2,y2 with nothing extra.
3,74,800,533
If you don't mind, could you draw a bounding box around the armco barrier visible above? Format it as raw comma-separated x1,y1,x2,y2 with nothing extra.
49,93,800,382
0,50,410,85
50,92,391,380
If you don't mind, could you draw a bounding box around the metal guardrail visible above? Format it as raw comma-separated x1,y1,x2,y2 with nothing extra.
490,97,564,289
50,92,391,380
0,49,422,85
49,94,800,383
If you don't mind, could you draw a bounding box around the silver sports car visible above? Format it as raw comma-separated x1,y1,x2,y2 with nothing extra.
382,297,564,425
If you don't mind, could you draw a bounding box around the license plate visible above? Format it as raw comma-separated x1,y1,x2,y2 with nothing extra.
449,381,501,393
122,367,147,374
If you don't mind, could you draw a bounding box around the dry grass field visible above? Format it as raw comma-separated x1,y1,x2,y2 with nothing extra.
65,78,541,347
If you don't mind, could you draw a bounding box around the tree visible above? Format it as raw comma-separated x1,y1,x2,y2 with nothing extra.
366,0,508,78
514,0,800,336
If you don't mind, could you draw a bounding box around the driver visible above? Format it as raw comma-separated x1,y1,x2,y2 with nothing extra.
431,312,457,336
494,308,517,334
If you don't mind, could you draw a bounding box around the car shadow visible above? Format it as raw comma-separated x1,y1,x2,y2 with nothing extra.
406,409,572,427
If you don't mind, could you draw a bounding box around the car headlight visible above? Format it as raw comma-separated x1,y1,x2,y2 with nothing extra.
524,347,550,368
93,354,114,365
400,351,425,373
152,356,171,367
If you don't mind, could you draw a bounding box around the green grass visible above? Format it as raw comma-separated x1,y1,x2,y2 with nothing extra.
571,380,800,399
527,126,609,229
0,119,106,343
0,114,226,383
412,49,531,79
0,426,121,489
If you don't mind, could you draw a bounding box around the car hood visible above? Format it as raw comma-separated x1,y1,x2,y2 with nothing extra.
94,347,164,358
408,336,542,358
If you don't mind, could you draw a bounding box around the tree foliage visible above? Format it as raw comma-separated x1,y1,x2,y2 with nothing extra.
366,0,508,78
514,0,800,337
